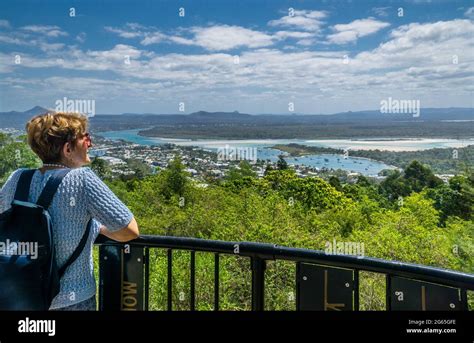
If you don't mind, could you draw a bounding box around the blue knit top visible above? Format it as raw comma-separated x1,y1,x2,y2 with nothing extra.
0,167,133,309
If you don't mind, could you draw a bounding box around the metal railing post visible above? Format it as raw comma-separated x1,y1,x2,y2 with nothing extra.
251,257,266,311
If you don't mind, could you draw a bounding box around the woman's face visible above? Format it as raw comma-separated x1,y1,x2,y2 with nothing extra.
63,132,93,168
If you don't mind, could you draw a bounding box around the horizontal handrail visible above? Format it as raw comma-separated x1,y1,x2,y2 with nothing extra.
95,234,474,290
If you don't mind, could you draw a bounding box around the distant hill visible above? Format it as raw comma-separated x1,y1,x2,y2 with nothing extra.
1,106,473,132
183,110,252,123
23,106,51,116
190,110,251,118
0,106,52,129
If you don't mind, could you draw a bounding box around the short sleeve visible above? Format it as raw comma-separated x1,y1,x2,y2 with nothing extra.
83,168,133,232
0,169,24,214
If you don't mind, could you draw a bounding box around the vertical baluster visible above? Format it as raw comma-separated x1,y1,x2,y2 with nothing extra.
295,262,301,311
144,247,149,311
353,269,359,311
385,274,391,311
251,257,266,311
190,251,196,311
167,249,172,311
214,253,219,311
460,289,468,311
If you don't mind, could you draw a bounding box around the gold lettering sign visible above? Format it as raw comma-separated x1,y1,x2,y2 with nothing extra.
121,281,138,311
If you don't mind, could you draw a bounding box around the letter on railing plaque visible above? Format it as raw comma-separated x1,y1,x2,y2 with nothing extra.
388,276,462,311
297,263,355,311
99,245,145,311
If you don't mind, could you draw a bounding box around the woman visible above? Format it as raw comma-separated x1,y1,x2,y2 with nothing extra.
0,112,139,310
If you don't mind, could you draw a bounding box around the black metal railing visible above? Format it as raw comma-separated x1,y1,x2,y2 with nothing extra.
95,235,474,311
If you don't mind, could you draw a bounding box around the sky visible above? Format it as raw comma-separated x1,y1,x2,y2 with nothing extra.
0,0,473,114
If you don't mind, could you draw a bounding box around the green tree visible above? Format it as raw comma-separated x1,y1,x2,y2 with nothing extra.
160,155,189,199
356,175,371,187
404,160,443,192
276,155,288,170
379,170,411,200
0,133,12,147
124,158,152,179
379,161,443,202
226,160,257,182
427,174,474,222
328,176,342,192
0,138,40,186
264,163,274,175
90,157,111,179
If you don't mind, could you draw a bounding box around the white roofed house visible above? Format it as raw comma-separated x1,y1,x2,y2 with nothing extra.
185,168,198,176
99,156,127,166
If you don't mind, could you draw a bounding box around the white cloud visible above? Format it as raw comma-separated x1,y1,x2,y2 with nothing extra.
106,22,321,50
5,44,146,72
0,34,29,45
0,22,68,48
386,19,473,50
140,32,167,45
372,7,391,17
296,39,316,46
76,32,86,43
105,22,170,45
273,31,313,40
105,23,175,46
0,19,10,28
82,44,144,69
327,18,390,44
21,25,68,37
125,23,147,31
105,25,143,39
2,19,473,112
168,36,195,45
353,19,474,77
0,53,15,73
8,19,473,85
464,7,474,20
105,10,331,51
0,32,65,52
189,25,274,51
268,10,327,32
38,42,65,52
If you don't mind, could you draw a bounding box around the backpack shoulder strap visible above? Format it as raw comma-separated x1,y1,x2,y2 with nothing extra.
58,219,93,278
36,168,72,209
13,169,36,201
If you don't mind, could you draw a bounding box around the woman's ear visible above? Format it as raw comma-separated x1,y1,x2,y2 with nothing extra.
62,141,72,158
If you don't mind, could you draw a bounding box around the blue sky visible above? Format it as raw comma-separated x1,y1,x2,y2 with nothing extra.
0,0,473,114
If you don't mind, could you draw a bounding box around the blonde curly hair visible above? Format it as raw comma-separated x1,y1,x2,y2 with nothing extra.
26,112,89,163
